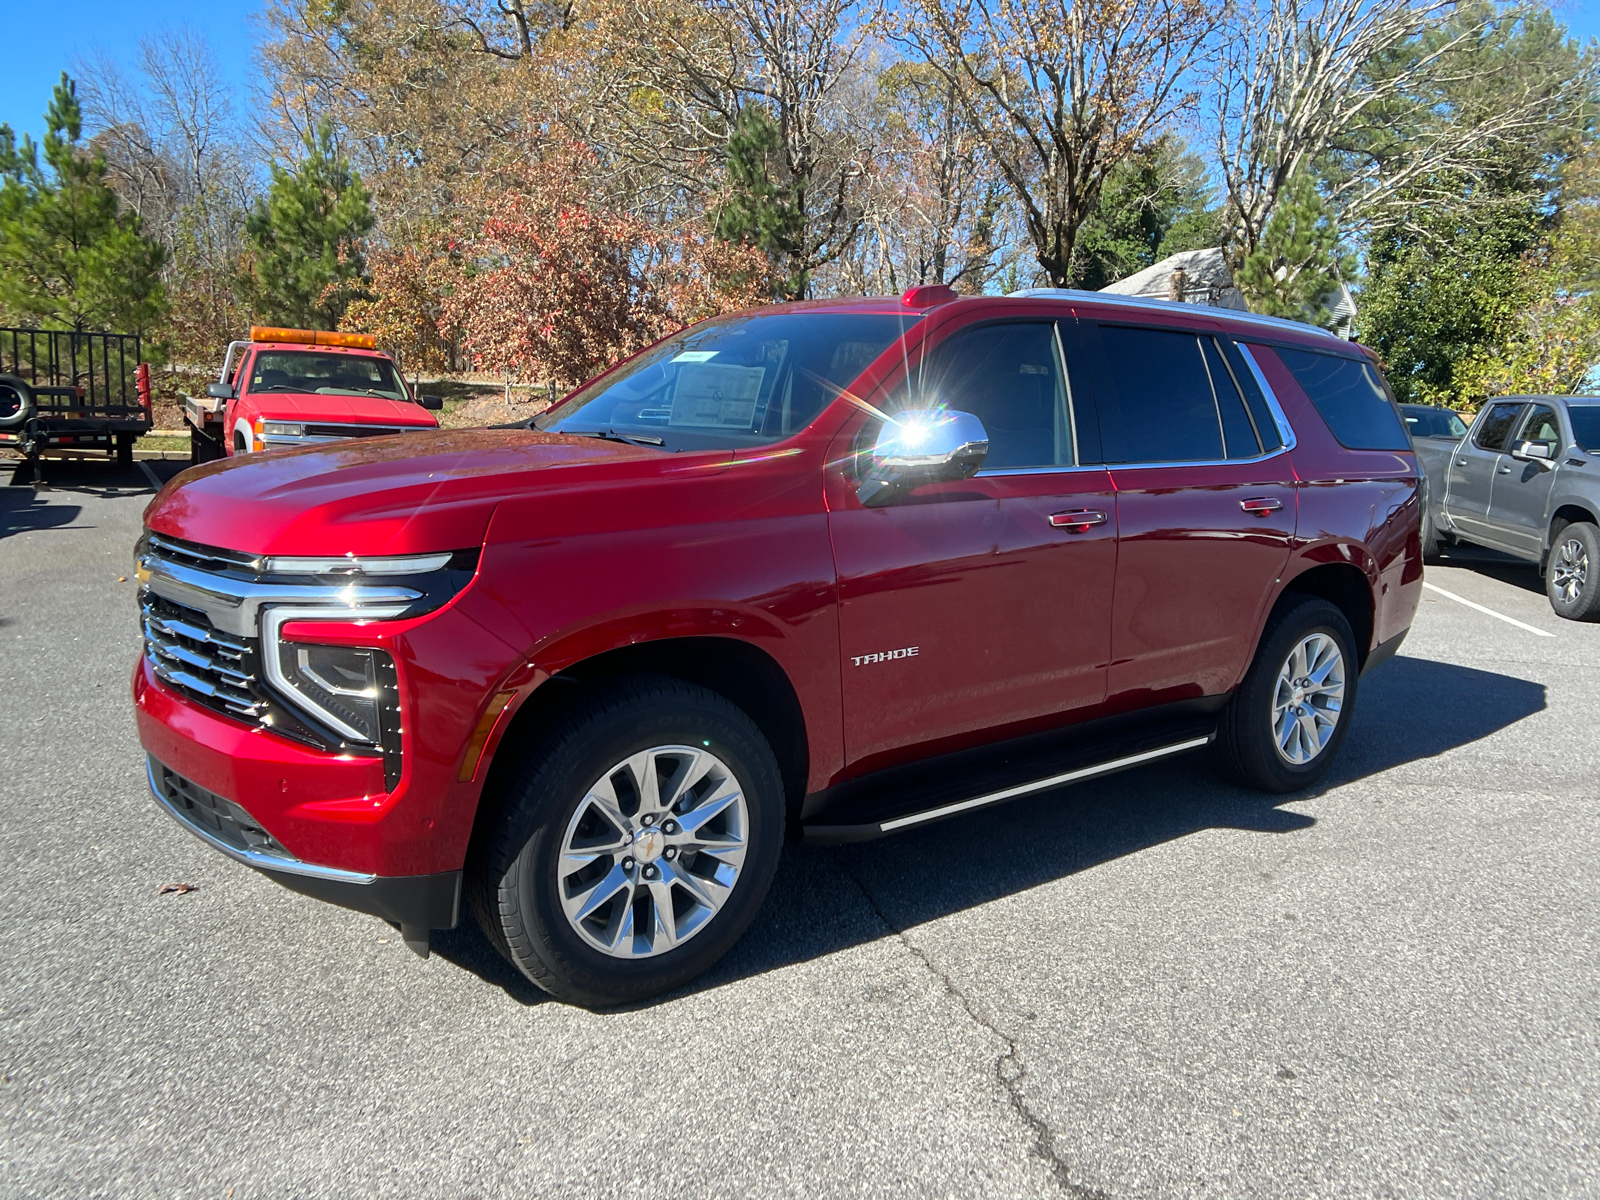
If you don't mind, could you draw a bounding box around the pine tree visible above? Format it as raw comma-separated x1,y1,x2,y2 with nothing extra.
713,107,803,300
245,120,374,329
0,73,167,334
1235,172,1354,327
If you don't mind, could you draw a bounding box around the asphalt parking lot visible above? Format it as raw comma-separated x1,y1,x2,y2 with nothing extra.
2,456,1597,1199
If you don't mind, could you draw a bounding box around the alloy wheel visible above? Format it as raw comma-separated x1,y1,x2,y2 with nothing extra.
557,746,749,958
1550,537,1589,606
1271,633,1346,766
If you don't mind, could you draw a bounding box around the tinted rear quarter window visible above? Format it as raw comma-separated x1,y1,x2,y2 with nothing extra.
1275,347,1409,451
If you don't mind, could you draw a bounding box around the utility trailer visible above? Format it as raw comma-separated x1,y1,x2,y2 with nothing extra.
0,327,153,480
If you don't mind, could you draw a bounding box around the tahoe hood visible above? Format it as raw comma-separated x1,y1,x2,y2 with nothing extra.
143,428,709,556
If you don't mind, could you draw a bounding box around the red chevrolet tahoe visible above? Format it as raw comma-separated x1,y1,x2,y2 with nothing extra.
133,287,1422,1005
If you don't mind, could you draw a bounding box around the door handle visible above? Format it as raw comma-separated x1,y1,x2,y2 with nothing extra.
1049,509,1107,530
1240,497,1283,516
1497,465,1512,474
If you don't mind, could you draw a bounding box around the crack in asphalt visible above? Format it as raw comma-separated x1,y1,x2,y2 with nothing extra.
832,853,1111,1200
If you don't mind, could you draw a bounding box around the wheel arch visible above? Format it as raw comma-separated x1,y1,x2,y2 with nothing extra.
1548,502,1597,548
1274,560,1375,668
476,635,811,831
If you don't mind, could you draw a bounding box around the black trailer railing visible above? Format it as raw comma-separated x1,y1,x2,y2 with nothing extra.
0,327,145,418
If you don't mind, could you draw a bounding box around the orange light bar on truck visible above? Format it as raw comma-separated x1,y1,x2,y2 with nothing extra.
249,326,378,350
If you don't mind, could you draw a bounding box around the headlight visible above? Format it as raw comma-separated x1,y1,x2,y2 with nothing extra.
261,606,408,745
274,642,389,743
261,421,304,437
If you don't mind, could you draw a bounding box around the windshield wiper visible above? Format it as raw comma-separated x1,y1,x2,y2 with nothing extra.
581,429,665,447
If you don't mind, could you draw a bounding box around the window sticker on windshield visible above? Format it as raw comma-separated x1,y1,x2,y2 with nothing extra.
669,364,766,427
672,351,719,364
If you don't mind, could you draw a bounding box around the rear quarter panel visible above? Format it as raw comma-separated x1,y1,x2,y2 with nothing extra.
1248,343,1423,655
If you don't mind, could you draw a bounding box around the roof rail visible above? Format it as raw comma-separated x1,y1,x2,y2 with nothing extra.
1005,288,1342,341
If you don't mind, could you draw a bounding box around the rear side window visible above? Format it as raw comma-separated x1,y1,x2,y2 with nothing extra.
1472,401,1526,452
1096,326,1224,463
1275,347,1409,451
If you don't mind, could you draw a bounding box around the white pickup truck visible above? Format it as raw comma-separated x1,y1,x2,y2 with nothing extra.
1408,396,1600,620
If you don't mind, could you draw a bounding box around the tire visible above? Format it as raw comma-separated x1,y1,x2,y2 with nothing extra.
1546,521,1600,621
233,431,248,455
1420,502,1442,565
115,434,134,469
468,677,785,1007
1216,596,1359,793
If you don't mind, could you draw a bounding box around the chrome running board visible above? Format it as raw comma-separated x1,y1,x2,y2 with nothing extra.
802,730,1215,844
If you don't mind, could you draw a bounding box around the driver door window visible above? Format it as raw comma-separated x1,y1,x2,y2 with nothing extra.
913,322,1073,469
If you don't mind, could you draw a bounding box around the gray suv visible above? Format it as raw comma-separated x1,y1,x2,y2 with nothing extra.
1413,396,1600,620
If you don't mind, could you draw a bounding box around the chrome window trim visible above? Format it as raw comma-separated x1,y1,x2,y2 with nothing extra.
975,463,1110,479
1005,288,1342,341
147,756,378,885
1236,345,1298,452
1099,447,1296,473
260,605,409,744
140,555,421,636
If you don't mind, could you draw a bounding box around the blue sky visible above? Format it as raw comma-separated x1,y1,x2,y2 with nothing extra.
2,0,1598,140
1,0,259,138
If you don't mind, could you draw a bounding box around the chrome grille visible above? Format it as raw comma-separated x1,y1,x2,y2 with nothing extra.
142,592,265,720
145,532,260,575
302,423,418,439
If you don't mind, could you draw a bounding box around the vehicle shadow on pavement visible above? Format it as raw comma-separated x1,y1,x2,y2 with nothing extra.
1431,544,1545,596
432,654,1546,1008
1,479,81,538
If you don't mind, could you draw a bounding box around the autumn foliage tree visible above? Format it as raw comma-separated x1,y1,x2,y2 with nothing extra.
442,147,768,390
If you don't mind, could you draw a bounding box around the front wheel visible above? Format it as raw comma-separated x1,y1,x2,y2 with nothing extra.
469,678,785,1007
1216,597,1359,793
1547,522,1600,621
1421,502,1443,565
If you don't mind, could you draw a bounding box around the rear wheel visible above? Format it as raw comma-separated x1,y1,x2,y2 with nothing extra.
1546,522,1600,621
1217,597,1359,793
469,677,784,1007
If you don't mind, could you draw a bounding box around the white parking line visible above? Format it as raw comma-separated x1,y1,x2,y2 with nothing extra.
138,461,162,491
1423,581,1555,637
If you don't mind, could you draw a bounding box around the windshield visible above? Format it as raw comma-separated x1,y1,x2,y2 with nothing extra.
1569,405,1600,453
246,351,408,401
1401,405,1468,439
536,311,921,451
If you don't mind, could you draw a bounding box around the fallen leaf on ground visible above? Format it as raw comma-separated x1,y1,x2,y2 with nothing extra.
116,576,127,583
158,882,199,895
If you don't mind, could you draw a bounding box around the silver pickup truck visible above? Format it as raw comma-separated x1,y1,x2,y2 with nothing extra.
1409,396,1600,621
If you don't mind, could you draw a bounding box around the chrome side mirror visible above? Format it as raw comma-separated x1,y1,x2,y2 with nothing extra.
858,409,989,507
207,382,235,400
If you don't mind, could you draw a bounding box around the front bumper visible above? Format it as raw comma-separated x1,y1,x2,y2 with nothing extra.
146,752,461,930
